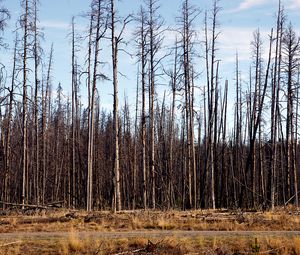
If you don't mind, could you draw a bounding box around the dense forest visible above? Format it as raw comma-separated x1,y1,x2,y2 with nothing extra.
0,0,299,212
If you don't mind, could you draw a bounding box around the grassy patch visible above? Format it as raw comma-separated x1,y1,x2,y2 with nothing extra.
1,236,299,254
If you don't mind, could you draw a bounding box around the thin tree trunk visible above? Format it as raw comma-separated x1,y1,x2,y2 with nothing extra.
87,13,94,212
33,0,40,205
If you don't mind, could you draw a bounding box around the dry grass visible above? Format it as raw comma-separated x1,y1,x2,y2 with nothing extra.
0,207,300,233
1,235,300,254
58,230,103,254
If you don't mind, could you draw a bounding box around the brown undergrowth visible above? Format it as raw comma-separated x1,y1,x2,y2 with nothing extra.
0,207,300,254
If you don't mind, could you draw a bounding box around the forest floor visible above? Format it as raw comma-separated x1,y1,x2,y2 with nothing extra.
0,207,300,254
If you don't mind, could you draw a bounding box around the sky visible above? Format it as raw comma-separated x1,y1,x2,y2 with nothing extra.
2,0,300,113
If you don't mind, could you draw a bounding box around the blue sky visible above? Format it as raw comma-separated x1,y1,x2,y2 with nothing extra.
2,0,300,112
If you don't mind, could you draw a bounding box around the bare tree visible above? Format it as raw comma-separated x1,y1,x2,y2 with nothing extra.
146,0,164,209
87,0,109,211
282,22,300,206
2,34,16,207
135,6,148,209
111,0,119,212
178,0,199,209
205,0,221,209
270,1,284,210
21,0,29,208
33,0,42,205
250,29,263,208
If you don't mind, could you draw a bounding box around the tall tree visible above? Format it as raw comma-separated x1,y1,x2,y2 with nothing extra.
270,1,284,210
111,0,121,212
87,0,109,211
250,29,263,208
33,0,42,205
146,0,164,209
179,0,199,209
205,0,221,209
135,6,148,209
111,0,130,212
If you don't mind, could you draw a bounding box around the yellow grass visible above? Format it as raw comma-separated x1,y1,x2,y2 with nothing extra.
294,237,300,255
1,235,300,254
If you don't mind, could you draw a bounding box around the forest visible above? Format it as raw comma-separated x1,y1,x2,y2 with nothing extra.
0,0,298,213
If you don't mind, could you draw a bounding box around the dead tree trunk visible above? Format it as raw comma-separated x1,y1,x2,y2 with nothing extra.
33,0,40,205
135,6,148,209
71,17,76,209
3,35,17,206
111,0,121,212
21,0,29,209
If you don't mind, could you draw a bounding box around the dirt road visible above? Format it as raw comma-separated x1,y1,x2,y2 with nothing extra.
0,230,299,241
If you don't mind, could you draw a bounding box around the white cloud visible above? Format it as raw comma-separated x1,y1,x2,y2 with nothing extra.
229,0,300,12
287,0,300,9
228,0,271,13
219,26,270,64
40,20,70,30
239,0,269,10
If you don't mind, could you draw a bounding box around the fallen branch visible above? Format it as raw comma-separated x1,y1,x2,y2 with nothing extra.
93,241,104,255
0,241,22,247
112,247,147,255
285,192,300,206
259,246,285,254
46,201,65,207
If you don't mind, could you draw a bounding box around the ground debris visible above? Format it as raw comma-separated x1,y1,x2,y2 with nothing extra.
84,213,103,223
111,240,158,255
65,211,78,219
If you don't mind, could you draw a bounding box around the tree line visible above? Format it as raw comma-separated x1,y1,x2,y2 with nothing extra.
0,0,299,211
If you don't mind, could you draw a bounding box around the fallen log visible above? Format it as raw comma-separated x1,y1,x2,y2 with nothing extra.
0,201,65,210
0,201,48,210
